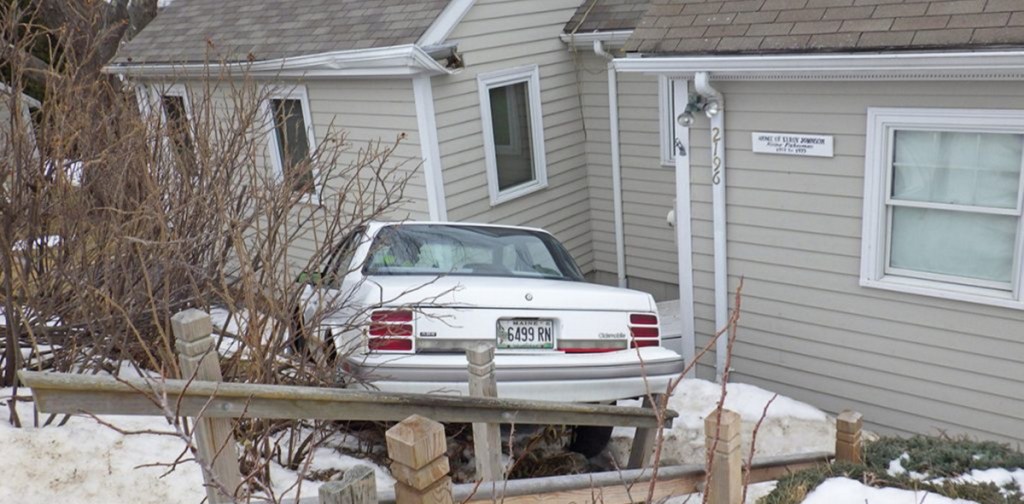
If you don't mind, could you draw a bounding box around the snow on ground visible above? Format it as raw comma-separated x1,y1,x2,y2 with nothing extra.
954,467,1024,493
0,388,206,504
607,379,834,467
802,477,976,504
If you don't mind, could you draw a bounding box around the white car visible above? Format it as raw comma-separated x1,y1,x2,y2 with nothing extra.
297,222,685,403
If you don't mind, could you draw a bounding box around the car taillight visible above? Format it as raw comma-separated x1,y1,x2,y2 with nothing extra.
371,310,413,322
629,312,660,348
368,309,413,352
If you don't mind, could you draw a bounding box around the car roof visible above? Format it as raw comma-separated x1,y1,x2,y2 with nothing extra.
367,221,550,235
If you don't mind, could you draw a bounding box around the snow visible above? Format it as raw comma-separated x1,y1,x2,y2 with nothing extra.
886,452,928,480
607,379,834,467
952,468,1024,496
802,477,976,504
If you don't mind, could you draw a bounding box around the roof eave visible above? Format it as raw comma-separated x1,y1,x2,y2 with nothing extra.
613,49,1024,80
103,44,454,79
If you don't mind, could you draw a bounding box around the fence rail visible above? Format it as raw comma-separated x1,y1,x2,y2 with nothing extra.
17,308,861,504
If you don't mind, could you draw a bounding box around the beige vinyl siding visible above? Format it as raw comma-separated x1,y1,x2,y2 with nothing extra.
578,53,679,290
432,0,593,271
681,80,1024,443
139,78,428,272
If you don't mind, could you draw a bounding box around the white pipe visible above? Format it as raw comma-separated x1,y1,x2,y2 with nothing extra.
594,41,627,288
671,79,696,377
695,72,728,382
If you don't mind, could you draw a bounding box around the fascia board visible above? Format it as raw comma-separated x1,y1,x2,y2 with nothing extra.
103,44,452,79
612,50,1024,80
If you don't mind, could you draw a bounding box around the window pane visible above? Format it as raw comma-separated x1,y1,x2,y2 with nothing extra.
489,82,534,191
365,225,583,280
890,207,1017,284
271,98,313,192
161,95,196,174
892,130,1023,209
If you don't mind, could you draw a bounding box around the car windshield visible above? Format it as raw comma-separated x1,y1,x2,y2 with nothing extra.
364,225,585,281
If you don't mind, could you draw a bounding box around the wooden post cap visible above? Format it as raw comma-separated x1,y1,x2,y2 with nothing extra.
465,343,495,366
837,410,863,432
704,409,741,440
171,309,213,343
387,415,447,470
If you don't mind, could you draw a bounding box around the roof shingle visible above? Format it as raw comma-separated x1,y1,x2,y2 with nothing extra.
114,0,450,65
624,0,1024,54
564,0,652,34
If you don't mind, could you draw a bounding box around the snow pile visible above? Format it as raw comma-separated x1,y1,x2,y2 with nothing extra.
0,386,393,504
0,391,206,504
802,477,975,504
607,379,834,467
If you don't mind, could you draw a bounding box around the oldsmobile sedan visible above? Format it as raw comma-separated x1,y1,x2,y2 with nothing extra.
297,222,685,403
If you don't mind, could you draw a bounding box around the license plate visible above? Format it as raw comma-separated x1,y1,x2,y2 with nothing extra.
497,319,555,349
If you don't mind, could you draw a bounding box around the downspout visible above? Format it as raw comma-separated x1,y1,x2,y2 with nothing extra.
694,72,729,382
594,41,627,288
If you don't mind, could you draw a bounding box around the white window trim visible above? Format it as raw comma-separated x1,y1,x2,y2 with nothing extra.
149,83,194,125
658,75,676,167
262,84,320,202
477,65,547,206
860,107,1024,309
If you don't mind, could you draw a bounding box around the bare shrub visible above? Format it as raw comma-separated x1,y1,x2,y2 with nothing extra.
1,2,417,498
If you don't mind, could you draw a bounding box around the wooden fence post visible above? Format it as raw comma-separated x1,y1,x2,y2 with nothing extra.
387,415,453,504
172,308,242,503
704,409,742,504
466,343,502,481
835,410,863,464
628,394,664,468
319,464,378,504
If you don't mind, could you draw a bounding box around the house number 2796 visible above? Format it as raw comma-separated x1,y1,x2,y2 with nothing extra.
711,127,722,185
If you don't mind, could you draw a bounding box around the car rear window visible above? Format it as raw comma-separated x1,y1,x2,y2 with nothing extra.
364,225,584,281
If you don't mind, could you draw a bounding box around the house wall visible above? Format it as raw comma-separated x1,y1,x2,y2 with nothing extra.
577,53,679,297
586,75,1024,443
139,77,429,272
431,0,594,271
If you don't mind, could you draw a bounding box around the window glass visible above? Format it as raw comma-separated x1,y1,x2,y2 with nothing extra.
890,207,1017,283
489,82,534,190
271,98,313,193
892,130,1022,209
887,129,1024,286
365,225,583,281
161,94,196,174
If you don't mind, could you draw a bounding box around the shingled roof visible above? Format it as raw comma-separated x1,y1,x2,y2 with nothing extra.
624,0,1024,55
114,0,450,65
564,0,651,34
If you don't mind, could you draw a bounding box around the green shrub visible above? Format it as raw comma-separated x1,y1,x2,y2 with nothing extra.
759,436,1024,504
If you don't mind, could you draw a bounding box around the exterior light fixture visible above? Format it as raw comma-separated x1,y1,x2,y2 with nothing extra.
677,93,721,127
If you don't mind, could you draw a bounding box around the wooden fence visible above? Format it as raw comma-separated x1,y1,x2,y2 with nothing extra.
18,308,863,504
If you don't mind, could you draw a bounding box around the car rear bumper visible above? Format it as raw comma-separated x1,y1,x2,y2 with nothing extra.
344,347,685,402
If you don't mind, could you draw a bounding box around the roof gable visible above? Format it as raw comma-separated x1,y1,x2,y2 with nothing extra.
625,0,1024,55
115,0,451,65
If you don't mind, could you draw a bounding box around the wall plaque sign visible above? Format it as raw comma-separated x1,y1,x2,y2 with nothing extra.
752,132,834,158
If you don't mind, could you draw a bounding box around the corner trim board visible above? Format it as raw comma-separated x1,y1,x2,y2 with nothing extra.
413,75,447,221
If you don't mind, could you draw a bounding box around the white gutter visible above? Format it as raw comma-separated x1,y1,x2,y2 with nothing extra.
560,30,634,49
594,41,627,289
103,44,453,79
613,50,1024,80
694,72,729,382
417,0,476,46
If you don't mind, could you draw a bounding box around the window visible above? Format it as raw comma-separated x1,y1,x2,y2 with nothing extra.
477,66,547,205
364,224,583,281
659,75,676,166
264,86,317,195
159,92,196,175
861,108,1024,308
